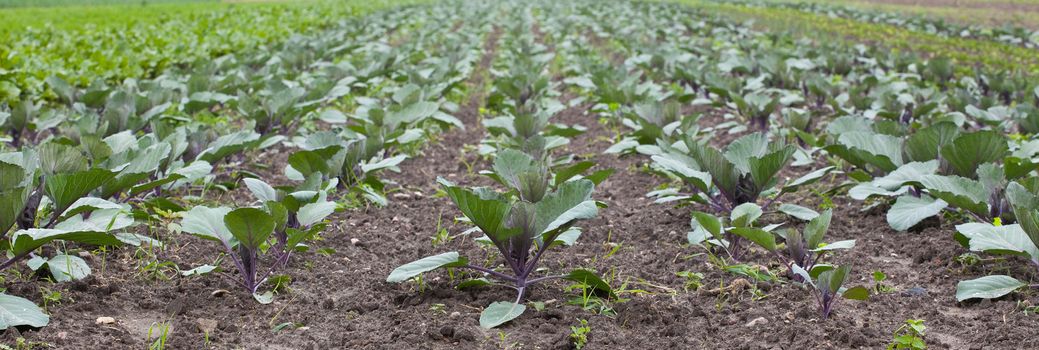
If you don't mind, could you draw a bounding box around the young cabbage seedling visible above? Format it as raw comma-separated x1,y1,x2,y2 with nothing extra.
388,150,611,329
827,121,1014,231
732,91,779,131
180,183,333,303
791,264,869,319
649,133,824,216
689,203,779,261
1,144,143,273
735,209,856,280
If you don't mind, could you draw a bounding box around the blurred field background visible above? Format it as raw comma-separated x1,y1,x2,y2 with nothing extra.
766,0,1039,29
0,0,215,7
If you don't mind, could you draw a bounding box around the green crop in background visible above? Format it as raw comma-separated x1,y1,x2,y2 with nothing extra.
0,0,216,8
0,0,421,103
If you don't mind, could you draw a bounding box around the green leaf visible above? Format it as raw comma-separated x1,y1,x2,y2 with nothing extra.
808,264,835,279
904,122,959,162
224,208,275,250
554,161,595,187
550,228,582,247
790,264,814,287
288,147,342,178
841,286,870,300
492,149,538,186
44,254,91,282
297,201,336,228
38,141,86,175
59,197,122,221
101,143,172,197
1006,182,1039,250
955,223,1039,259
781,166,835,194
536,180,597,236
0,293,49,329
243,178,278,202
584,169,615,185
442,183,517,244
480,301,526,329
811,240,856,252
723,133,769,174
692,211,723,239
730,202,762,227
834,131,904,172
886,195,947,231
0,187,26,236
730,227,776,251
819,265,851,295
940,131,1008,178
199,131,260,163
689,143,738,200
54,208,132,232
803,209,833,248
180,206,233,244
253,291,274,304
563,268,615,298
919,175,989,216
360,155,407,173
651,154,711,191
748,145,794,189
266,201,289,234
387,252,467,283
388,101,439,126
180,264,217,277
778,203,819,221
955,275,1026,301
10,228,124,256
873,161,939,190
45,168,114,214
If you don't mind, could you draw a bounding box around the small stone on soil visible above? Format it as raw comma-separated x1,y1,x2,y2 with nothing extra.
196,318,218,334
901,287,928,297
95,317,115,325
350,238,362,246
745,317,768,327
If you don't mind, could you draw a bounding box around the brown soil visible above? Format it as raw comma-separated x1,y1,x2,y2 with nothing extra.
4,10,1039,350
860,0,1039,13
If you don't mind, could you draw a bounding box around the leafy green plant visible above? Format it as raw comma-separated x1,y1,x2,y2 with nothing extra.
829,120,1018,231
738,209,855,280
732,91,779,130
650,133,825,214
570,319,590,349
888,319,927,350
953,181,1039,301
676,271,705,291
688,203,777,260
388,150,611,329
873,271,896,294
567,278,617,316
147,320,172,350
791,264,869,319
179,181,333,303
